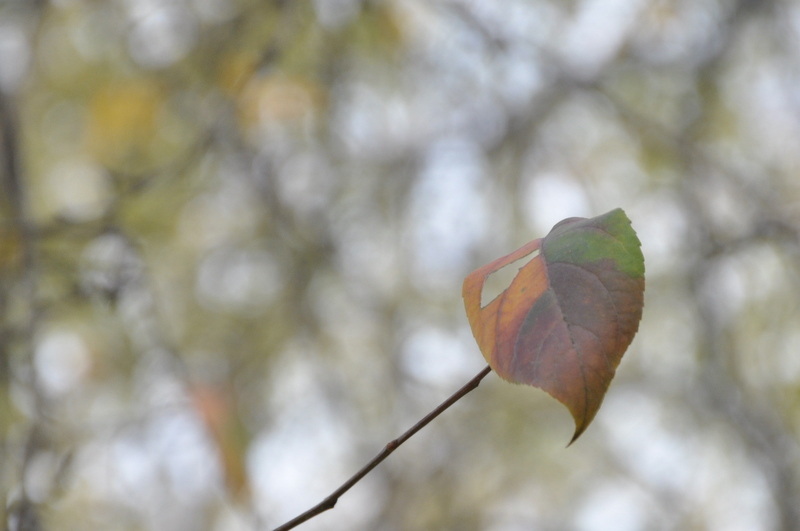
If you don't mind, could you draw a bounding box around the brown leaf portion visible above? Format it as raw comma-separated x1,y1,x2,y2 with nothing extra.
462,209,645,443
462,238,543,372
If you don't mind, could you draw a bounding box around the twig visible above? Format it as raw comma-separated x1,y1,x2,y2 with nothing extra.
272,365,493,531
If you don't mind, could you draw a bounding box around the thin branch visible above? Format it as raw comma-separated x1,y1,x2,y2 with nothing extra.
272,365,493,531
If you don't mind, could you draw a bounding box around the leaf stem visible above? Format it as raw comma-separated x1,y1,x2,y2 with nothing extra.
271,365,493,531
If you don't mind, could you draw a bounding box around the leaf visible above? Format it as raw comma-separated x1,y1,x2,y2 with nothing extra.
191,384,251,500
462,208,645,443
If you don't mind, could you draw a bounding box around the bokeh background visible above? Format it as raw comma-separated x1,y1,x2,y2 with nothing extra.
2,0,800,530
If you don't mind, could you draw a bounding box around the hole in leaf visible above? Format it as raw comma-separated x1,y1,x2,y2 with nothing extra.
480,249,540,308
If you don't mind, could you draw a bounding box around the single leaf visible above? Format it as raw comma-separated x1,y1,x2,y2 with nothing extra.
462,208,645,443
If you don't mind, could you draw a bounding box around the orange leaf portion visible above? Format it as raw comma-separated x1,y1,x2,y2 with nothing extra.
191,384,251,500
462,209,645,443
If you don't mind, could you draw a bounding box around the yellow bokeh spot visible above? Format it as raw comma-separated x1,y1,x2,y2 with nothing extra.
217,51,260,96
87,79,163,169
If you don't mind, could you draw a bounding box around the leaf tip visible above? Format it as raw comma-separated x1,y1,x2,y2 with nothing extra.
566,422,588,447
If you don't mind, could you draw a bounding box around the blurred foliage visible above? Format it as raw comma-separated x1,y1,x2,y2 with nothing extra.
2,0,800,530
